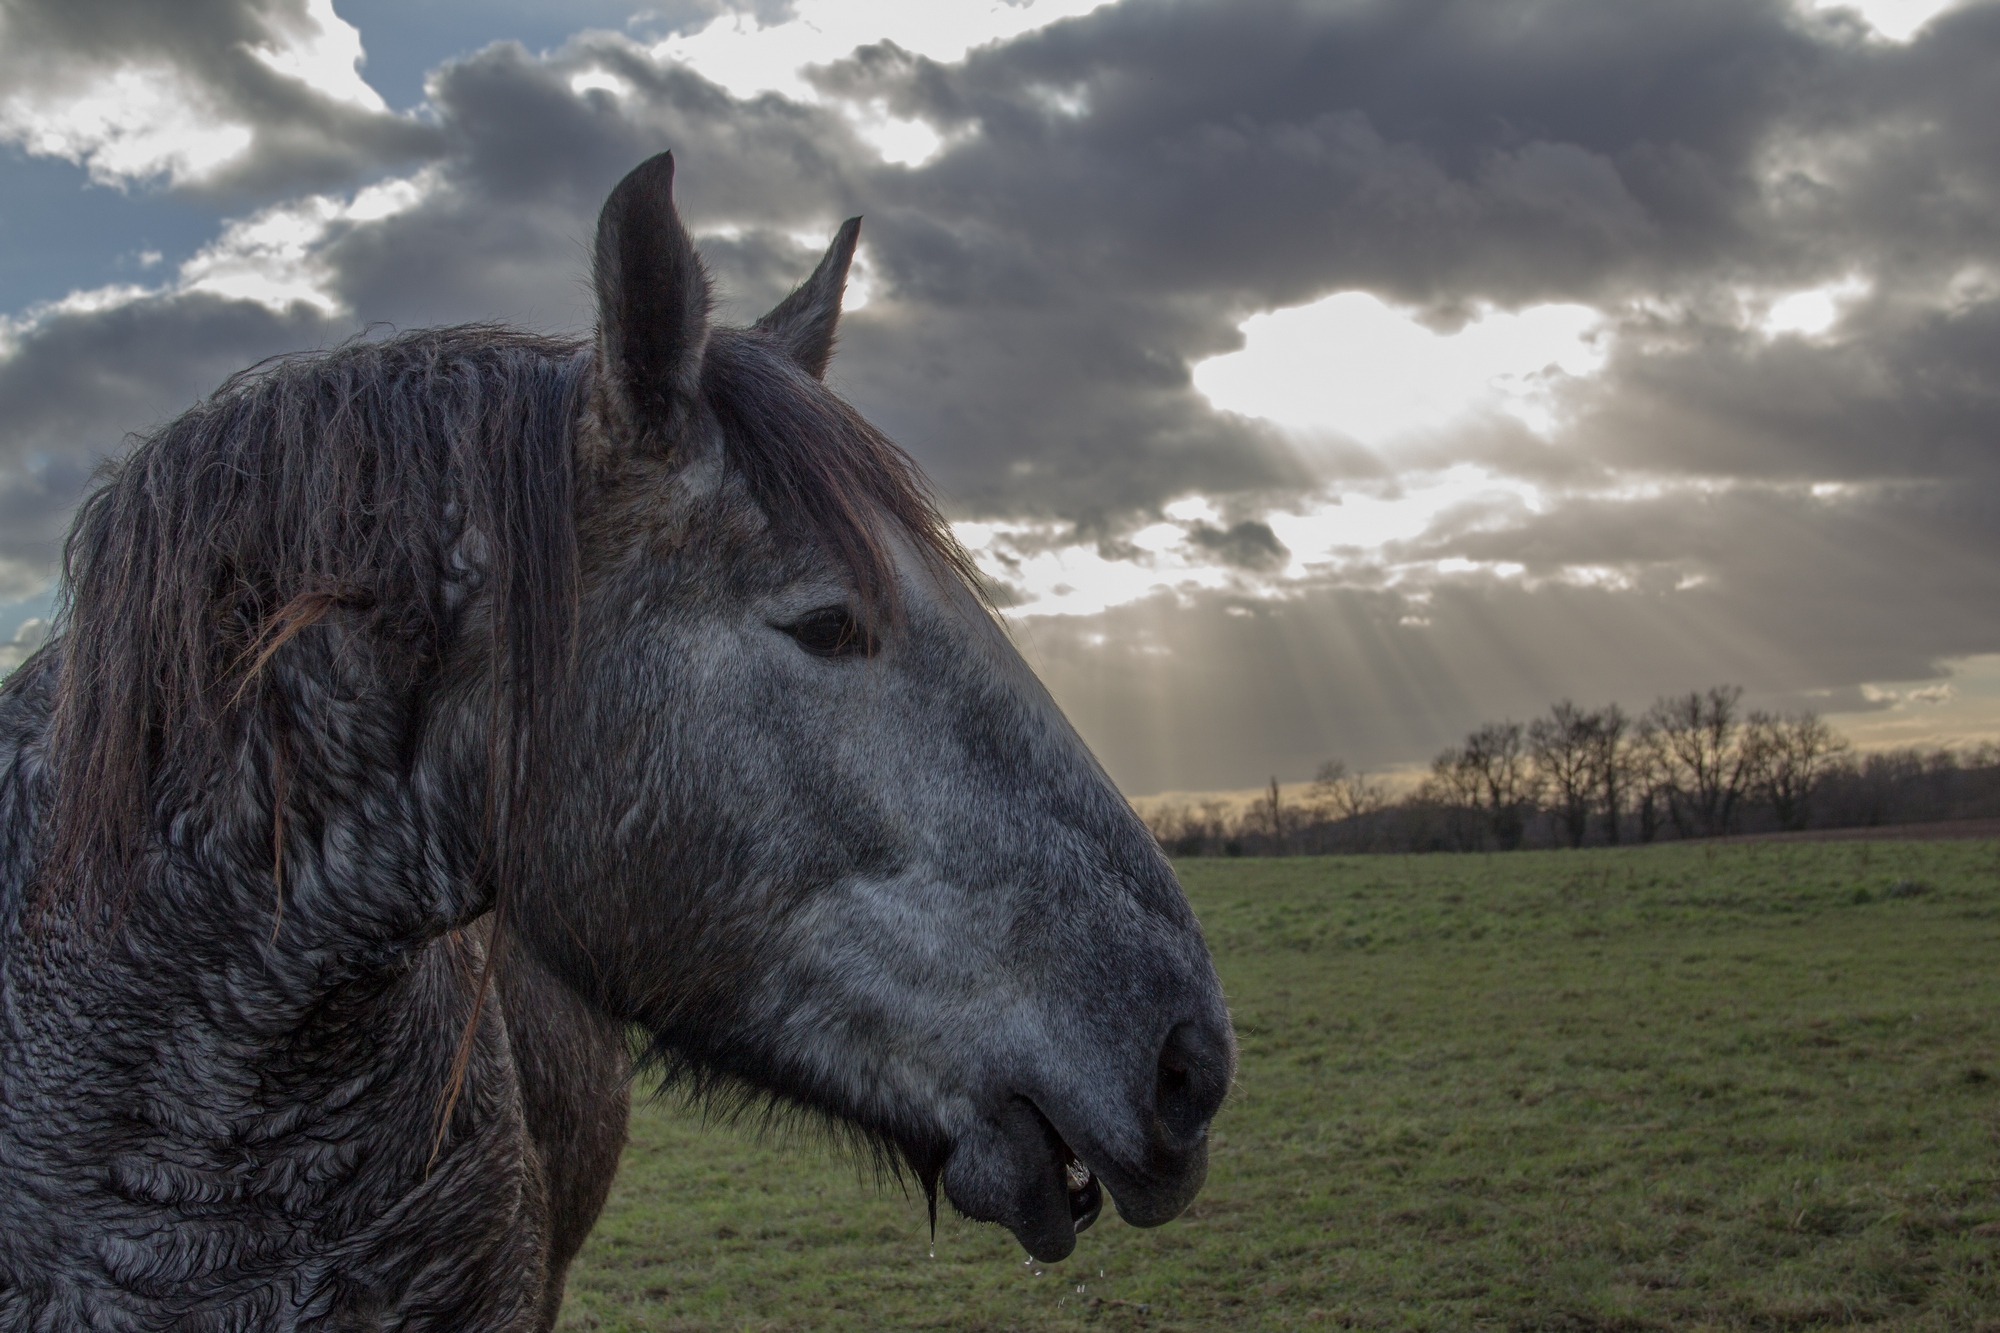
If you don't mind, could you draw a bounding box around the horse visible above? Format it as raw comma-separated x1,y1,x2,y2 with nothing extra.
0,152,1235,1330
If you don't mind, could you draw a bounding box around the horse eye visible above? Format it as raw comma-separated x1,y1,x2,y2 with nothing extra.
782,607,873,658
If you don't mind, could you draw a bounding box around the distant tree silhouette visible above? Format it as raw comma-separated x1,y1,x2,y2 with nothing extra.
1590,703,1631,845
1744,710,1850,831
1141,686,1999,859
1530,701,1598,848
1309,760,1388,850
1424,744,1488,850
1644,687,1756,838
1257,776,1285,842
1459,721,1539,850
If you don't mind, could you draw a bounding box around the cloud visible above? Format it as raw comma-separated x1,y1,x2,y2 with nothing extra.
0,291,334,591
0,0,438,193
1568,289,2000,483
814,0,1822,304
0,617,49,671
1186,520,1289,572
5,0,2000,790
24,0,2000,518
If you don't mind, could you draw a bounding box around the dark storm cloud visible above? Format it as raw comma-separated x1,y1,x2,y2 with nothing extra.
15,0,1999,521
802,0,2000,498
1401,481,2000,631
317,34,873,330
0,453,92,596
0,292,330,459
1186,520,1289,571
0,292,334,584
0,0,441,195
302,26,1313,517
813,0,1817,305
1561,293,2000,484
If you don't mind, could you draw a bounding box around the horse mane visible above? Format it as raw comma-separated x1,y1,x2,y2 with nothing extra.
42,326,586,919
38,322,973,922
702,327,979,614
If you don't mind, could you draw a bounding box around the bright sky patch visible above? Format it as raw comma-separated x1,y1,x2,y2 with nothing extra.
0,65,251,187
1761,275,1869,339
1807,0,1968,40
959,466,1809,622
962,469,1557,618
247,0,386,113
1829,654,2000,751
175,172,433,313
1191,293,1606,445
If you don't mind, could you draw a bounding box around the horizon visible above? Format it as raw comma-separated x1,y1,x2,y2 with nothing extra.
1127,684,2000,813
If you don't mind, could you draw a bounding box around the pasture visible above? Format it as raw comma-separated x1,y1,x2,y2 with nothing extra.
557,841,2000,1332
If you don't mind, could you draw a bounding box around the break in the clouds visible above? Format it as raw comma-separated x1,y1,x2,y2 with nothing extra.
1,0,1997,793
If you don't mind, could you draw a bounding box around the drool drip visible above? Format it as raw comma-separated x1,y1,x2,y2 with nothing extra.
920,1160,941,1246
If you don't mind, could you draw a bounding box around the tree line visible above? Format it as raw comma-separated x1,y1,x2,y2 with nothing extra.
1144,685,2000,856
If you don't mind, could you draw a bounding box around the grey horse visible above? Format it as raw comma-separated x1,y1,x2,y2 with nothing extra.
0,152,1234,1330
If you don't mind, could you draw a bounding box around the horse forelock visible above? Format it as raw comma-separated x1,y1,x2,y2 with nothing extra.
700,329,981,624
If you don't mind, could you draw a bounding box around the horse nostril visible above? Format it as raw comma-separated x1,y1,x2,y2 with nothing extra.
1154,1020,1229,1142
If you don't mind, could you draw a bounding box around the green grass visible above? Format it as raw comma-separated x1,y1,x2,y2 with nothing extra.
557,841,2000,1332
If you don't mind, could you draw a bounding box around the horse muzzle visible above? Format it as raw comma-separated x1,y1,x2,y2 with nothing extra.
941,1016,1233,1262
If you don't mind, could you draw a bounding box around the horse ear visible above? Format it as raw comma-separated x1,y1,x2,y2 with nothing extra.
594,151,711,447
753,217,862,379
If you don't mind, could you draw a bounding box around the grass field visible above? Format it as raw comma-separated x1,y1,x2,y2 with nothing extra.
556,841,2000,1332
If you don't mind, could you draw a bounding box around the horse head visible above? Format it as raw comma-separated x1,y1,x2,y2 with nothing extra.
515,152,1236,1263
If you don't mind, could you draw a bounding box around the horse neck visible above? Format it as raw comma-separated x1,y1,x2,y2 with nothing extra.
0,645,547,1317
8,630,494,1023
0,654,57,945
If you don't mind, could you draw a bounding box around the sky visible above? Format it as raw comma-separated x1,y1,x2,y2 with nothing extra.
1,0,1998,798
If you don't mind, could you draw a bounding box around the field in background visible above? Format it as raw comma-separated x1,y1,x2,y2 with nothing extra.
557,842,2000,1332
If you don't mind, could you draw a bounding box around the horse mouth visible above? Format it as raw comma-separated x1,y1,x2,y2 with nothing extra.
1060,1130,1104,1234
938,1095,1105,1262
1019,1100,1102,1260
1016,1096,1112,1248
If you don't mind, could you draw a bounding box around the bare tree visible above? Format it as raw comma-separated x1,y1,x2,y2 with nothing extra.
1632,720,1668,842
1307,760,1348,825
1143,800,1240,856
1459,721,1539,850
1428,748,1480,807
1309,759,1388,849
1744,710,1851,831
1255,775,1302,847
1198,799,1230,849
1645,686,1756,838
1423,746,1487,851
1589,703,1630,844
1144,803,1215,856
1529,701,1598,848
